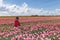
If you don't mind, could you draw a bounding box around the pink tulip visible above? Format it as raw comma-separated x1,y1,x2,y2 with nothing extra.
11,37,16,40
23,38,28,40
16,35,22,39
40,37,44,40
58,38,60,40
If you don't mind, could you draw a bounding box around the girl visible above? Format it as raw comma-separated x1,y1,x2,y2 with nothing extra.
14,16,20,27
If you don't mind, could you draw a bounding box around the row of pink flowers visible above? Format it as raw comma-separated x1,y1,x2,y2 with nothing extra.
0,23,60,40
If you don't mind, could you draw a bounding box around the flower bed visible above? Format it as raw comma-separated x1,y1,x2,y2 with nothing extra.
0,23,60,40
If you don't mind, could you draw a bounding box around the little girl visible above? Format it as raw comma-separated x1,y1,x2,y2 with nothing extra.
14,16,20,27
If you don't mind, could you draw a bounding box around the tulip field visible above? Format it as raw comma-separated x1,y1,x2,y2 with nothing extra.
0,16,60,40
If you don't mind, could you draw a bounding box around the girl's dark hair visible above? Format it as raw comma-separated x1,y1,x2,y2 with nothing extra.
16,16,19,19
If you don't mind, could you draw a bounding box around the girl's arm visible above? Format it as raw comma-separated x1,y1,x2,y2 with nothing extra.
18,21,20,26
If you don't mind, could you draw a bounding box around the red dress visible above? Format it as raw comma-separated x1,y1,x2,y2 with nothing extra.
14,20,20,27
